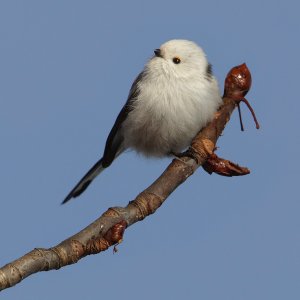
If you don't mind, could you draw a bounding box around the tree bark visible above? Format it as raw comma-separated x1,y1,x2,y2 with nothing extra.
0,63,255,291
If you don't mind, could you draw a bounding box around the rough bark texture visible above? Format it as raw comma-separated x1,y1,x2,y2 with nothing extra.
0,63,256,291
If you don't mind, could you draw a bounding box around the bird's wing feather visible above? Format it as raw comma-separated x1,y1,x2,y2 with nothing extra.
62,71,145,203
102,70,144,167
62,158,104,204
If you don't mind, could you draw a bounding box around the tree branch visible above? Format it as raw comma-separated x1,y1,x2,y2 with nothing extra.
0,63,256,291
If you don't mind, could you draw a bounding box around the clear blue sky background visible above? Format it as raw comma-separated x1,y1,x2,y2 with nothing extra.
0,1,299,299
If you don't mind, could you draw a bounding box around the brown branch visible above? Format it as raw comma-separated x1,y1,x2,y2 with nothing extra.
0,63,255,292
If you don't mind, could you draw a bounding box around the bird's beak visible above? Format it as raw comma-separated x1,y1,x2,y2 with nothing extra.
154,48,162,58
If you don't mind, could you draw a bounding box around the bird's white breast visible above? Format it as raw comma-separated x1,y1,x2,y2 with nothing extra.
122,69,222,157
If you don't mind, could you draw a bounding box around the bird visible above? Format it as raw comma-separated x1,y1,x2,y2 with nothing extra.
63,39,223,204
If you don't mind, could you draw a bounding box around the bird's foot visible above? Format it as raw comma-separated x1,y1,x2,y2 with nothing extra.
171,148,199,164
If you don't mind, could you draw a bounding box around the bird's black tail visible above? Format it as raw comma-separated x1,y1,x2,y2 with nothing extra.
62,158,104,204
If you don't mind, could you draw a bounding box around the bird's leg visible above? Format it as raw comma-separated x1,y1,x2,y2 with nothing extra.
171,149,195,159
171,148,199,164
172,145,250,176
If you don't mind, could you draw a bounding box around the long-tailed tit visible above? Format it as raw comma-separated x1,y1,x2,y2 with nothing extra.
63,39,222,204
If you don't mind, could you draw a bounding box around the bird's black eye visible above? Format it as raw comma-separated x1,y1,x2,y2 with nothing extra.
172,57,181,64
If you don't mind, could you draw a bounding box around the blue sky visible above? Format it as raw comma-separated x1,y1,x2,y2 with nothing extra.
1,1,299,299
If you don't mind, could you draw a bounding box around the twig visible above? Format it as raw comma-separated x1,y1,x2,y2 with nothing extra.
0,63,255,291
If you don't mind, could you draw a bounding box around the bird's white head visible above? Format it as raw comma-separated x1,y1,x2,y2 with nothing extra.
149,39,210,80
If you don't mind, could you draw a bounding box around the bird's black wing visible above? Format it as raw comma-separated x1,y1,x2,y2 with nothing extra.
62,71,144,204
101,70,144,167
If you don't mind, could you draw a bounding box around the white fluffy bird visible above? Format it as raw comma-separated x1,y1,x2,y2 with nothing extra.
63,39,222,204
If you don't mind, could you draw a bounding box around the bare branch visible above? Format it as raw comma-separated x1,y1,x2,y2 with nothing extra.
0,63,256,291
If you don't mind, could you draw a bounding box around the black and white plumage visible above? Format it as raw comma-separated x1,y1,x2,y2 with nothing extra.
63,39,222,204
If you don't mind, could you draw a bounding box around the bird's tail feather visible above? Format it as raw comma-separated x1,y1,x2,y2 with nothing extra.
62,158,104,204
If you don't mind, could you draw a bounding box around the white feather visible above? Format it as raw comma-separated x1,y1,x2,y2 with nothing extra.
122,39,222,156
63,39,223,202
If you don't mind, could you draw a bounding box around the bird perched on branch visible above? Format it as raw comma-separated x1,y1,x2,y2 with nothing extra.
63,39,222,204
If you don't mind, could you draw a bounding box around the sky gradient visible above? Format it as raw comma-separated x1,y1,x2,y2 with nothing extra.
1,1,299,299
